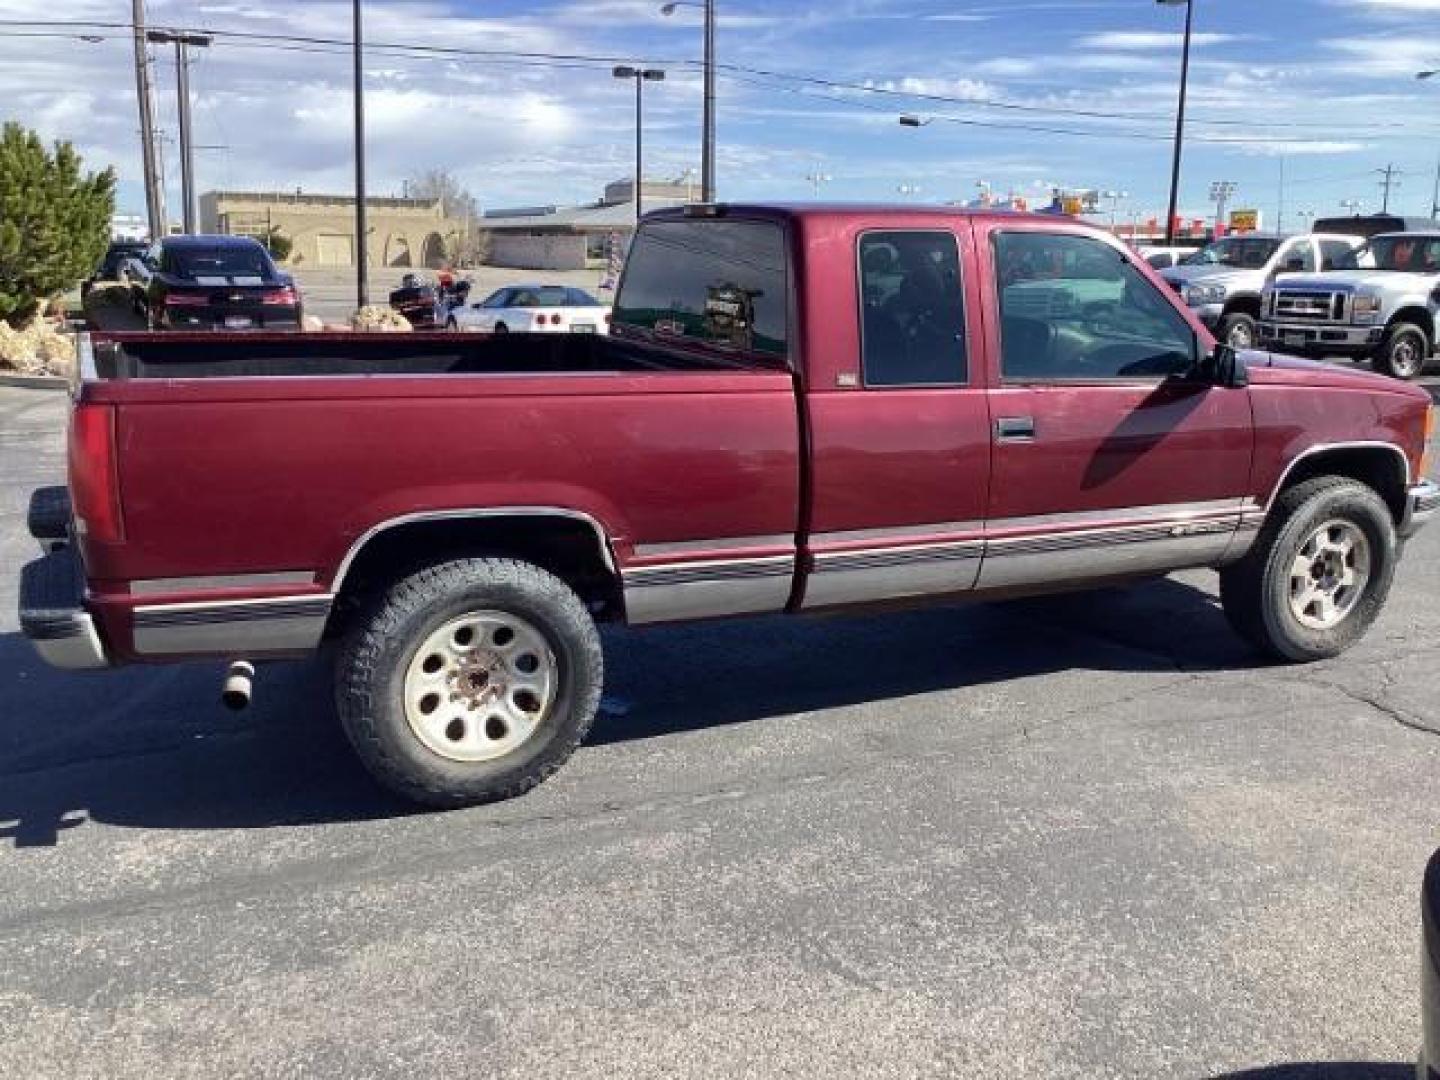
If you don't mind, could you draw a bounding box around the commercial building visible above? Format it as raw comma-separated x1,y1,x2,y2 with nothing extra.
198,190,468,269
480,177,700,270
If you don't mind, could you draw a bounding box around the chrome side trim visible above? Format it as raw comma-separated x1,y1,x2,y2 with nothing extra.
330,507,619,592
132,594,333,656
977,525,1234,590
622,555,793,625
131,570,317,595
803,539,982,609
1263,441,1411,514
634,534,794,558
991,498,1247,533
811,520,983,545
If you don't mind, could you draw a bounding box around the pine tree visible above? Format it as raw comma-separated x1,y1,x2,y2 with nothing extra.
0,122,116,327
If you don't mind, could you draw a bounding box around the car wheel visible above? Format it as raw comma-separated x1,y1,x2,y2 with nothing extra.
1374,322,1429,380
1218,312,1257,350
1219,476,1397,662
493,322,509,335
335,557,603,808
445,317,458,331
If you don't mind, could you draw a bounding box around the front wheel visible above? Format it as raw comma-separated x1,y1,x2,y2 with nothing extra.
335,558,603,808
445,317,458,331
1220,476,1398,662
1373,322,1430,380
1218,311,1257,350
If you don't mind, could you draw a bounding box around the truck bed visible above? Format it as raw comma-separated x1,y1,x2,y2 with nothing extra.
89,331,786,380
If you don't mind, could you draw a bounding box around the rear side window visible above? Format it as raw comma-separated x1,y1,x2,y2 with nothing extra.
1319,239,1355,271
613,219,788,358
858,230,967,386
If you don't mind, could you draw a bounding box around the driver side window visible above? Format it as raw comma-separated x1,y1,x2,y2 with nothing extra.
994,231,1196,381
1278,240,1316,273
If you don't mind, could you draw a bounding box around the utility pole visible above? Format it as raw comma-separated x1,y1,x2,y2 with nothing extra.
131,0,166,239
353,0,368,307
1376,163,1402,213
1276,155,1285,235
1431,153,1439,219
1159,0,1194,245
146,29,212,234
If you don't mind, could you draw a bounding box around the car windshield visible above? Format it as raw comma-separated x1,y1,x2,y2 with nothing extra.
567,289,601,306
168,245,273,281
1180,237,1282,268
1336,236,1440,272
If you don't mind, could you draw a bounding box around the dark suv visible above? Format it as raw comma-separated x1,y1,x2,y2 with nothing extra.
126,235,302,331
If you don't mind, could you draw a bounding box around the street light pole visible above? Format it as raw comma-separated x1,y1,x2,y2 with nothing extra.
353,0,369,308
146,29,212,234
613,66,666,224
661,1,717,201
1159,0,1194,246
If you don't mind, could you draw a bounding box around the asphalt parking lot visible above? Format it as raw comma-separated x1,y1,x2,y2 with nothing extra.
1,380,1438,1079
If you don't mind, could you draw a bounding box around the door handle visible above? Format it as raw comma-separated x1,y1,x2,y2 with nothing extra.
995,415,1036,441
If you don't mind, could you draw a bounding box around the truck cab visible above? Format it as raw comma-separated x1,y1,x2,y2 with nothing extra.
1160,233,1363,350
1259,231,1440,380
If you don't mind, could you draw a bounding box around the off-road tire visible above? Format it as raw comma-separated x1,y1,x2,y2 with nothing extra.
1219,476,1398,662
335,558,603,808
1373,321,1429,380
1218,311,1257,350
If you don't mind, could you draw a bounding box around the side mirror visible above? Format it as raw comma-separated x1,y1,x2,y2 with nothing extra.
1195,342,1249,388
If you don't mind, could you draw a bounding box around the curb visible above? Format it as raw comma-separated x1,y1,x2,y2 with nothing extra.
0,373,71,391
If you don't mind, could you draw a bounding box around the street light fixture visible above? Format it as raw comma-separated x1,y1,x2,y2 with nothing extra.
660,0,716,202
1417,69,1438,80
614,66,666,222
898,114,932,128
1158,0,1194,245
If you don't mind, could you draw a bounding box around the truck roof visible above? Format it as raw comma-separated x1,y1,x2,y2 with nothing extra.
645,203,1080,227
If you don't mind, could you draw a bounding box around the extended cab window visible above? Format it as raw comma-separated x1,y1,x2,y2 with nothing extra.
858,230,967,386
995,232,1196,381
613,219,788,358
1276,239,1316,273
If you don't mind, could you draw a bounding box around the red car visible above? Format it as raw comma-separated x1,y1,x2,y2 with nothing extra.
20,204,1438,807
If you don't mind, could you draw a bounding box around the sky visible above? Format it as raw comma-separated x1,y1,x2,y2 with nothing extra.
2,0,1439,230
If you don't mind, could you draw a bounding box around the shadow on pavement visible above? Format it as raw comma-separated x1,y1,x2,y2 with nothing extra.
1210,1063,1412,1079
0,575,1262,844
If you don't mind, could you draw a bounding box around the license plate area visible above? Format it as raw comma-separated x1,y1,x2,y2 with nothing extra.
224,316,254,330
571,323,596,334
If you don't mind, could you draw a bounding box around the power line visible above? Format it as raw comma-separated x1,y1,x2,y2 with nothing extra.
5,17,1434,137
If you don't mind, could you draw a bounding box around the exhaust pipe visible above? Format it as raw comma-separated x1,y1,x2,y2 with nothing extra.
221,660,255,711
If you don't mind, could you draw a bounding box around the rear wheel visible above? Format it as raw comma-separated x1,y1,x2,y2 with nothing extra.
1220,476,1397,661
1218,311,1257,350
1373,322,1429,380
335,558,603,808
493,322,509,334
445,317,458,331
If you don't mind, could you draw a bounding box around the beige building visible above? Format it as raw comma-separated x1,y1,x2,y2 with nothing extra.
479,177,701,271
199,190,468,269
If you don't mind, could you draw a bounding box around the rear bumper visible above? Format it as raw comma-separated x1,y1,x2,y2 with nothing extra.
1257,320,1384,355
19,547,109,670
1401,479,1440,540
1421,848,1440,1080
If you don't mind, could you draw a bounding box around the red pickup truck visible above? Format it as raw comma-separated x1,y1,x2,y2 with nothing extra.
20,205,1439,807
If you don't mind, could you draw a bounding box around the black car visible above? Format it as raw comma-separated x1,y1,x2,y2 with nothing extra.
126,235,303,331
81,239,149,299
1423,847,1440,1079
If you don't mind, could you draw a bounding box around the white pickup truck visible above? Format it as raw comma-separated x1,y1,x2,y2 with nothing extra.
1258,231,1440,380
1160,233,1363,350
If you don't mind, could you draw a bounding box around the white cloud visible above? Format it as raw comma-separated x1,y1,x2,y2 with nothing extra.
1345,0,1440,9
1082,31,1241,50
868,76,997,102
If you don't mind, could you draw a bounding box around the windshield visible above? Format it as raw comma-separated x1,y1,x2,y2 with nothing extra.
1180,237,1282,269
166,244,275,282
1336,236,1440,272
